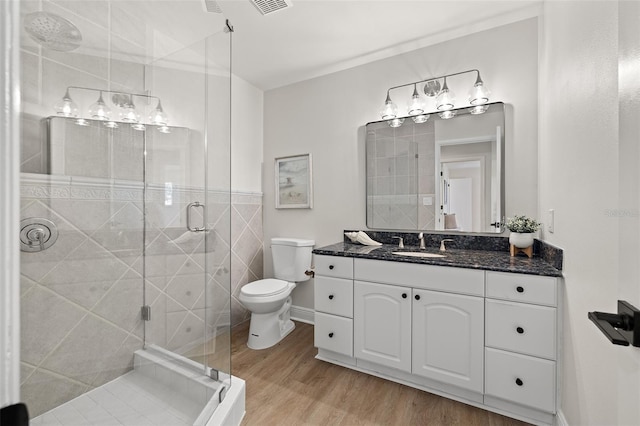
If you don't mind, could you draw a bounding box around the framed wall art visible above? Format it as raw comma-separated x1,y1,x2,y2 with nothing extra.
275,154,313,209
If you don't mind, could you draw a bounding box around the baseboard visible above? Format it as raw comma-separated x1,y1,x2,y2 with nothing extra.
556,409,568,426
290,305,314,325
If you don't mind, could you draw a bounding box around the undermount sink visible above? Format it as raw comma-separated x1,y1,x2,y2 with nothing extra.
392,252,446,258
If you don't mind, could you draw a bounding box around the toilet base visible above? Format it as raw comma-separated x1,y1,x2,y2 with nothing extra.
247,302,296,350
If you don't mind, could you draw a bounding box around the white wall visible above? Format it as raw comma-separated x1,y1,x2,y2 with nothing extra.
539,1,640,424
232,75,264,193
263,19,538,309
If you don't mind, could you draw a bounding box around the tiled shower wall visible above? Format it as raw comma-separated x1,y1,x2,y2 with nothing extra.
20,175,261,416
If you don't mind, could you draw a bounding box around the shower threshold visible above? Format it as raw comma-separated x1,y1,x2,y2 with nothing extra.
30,346,245,426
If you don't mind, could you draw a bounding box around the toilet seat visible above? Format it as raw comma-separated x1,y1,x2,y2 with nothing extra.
241,279,289,297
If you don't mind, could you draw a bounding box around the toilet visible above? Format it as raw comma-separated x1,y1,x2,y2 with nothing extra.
239,237,315,350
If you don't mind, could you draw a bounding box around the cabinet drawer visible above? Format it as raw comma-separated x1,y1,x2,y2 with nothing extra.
485,348,556,413
315,255,353,279
486,272,557,306
354,258,484,296
315,276,353,317
314,312,353,356
485,299,556,360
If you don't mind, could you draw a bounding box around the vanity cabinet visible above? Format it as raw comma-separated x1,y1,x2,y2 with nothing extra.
313,254,561,425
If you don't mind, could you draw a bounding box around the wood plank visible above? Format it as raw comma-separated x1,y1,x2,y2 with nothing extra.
231,321,530,425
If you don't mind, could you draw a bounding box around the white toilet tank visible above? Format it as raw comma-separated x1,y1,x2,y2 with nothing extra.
271,237,315,282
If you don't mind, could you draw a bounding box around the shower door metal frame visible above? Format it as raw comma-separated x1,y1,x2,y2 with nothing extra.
0,0,22,406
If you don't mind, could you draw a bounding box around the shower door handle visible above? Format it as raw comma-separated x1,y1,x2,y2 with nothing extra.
186,202,206,232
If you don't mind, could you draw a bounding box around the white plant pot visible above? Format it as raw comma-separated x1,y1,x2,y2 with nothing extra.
509,232,534,249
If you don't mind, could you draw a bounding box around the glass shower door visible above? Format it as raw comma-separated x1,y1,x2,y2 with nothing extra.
142,26,232,394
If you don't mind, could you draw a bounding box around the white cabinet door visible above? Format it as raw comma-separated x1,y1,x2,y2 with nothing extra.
412,289,484,393
354,281,411,372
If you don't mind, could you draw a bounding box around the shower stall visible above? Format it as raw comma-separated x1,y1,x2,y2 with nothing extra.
14,1,243,424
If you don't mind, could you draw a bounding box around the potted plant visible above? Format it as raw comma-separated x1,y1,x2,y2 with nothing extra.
505,215,541,249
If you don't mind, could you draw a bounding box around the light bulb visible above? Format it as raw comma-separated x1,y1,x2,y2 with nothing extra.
436,78,455,111
54,89,79,117
407,85,425,116
88,92,112,120
120,100,140,123
380,93,398,119
148,100,168,126
469,73,490,105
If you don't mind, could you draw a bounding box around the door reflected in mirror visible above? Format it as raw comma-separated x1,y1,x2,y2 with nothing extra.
366,102,504,233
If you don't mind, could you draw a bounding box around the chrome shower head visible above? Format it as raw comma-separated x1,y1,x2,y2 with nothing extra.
23,12,82,52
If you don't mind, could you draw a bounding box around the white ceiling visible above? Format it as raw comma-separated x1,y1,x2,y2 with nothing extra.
217,0,542,90
21,0,542,91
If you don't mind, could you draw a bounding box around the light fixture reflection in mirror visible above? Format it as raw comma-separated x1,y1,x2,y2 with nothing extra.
366,101,504,234
54,86,171,130
438,110,456,120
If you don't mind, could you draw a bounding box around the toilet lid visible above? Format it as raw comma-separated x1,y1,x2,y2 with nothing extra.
242,279,289,297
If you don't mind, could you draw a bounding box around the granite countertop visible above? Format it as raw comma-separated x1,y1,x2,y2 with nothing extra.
313,242,563,278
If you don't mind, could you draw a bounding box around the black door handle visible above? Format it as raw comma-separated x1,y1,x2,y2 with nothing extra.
415,294,421,301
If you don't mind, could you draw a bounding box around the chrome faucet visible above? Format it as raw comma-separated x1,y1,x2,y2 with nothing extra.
418,232,426,250
392,236,404,249
439,239,454,252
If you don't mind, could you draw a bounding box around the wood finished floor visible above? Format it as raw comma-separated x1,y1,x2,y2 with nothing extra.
231,320,530,426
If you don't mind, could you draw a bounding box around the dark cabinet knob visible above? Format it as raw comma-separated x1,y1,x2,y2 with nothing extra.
328,294,334,300
415,294,421,301
515,378,523,386
402,293,407,299
329,265,335,270
328,332,334,338
516,286,524,293
516,326,524,334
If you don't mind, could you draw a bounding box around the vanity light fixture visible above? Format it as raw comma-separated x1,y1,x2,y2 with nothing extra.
469,72,491,105
88,91,111,120
435,77,455,111
53,89,79,118
119,98,141,123
380,92,398,120
380,69,490,127
148,100,168,126
53,86,171,132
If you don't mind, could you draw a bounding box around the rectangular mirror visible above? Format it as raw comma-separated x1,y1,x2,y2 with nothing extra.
366,102,504,233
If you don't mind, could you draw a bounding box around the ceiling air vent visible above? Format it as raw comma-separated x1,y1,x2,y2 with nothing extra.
250,0,293,15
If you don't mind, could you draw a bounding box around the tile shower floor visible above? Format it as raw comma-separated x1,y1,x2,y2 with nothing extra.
30,370,203,426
